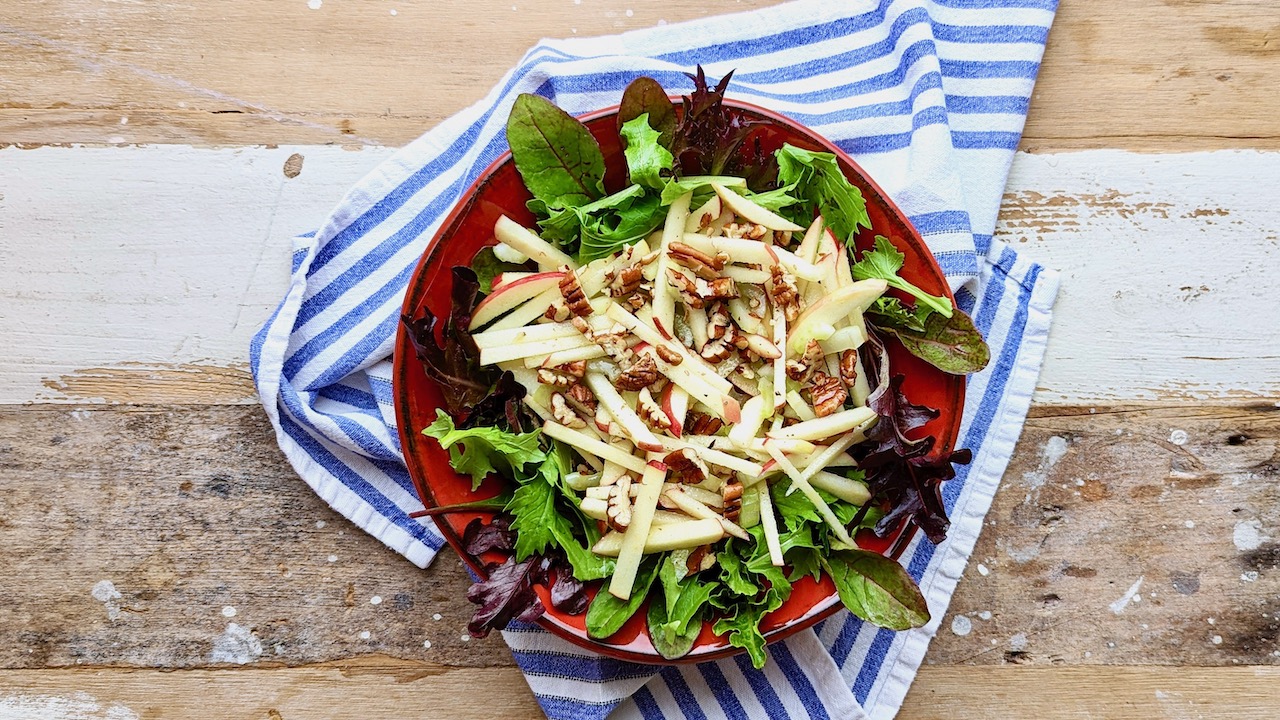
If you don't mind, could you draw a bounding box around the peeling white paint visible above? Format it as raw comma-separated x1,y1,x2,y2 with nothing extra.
1022,436,1069,492
1009,632,1028,651
90,580,123,621
1109,576,1145,614
1233,519,1268,551
950,615,972,636
0,691,140,720
1168,429,1188,445
210,622,263,664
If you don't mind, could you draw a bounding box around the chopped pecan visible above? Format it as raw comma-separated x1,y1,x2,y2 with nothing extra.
707,303,731,340
686,412,723,436
769,265,801,322
654,343,684,366
637,387,671,431
724,222,768,240
807,371,848,417
559,273,592,317
664,448,710,485
610,263,644,298
721,481,744,522
607,475,633,532
536,360,585,387
667,267,704,309
695,277,739,302
615,353,659,391
786,339,824,383
544,302,570,322
839,349,859,389
669,242,728,281
574,317,633,362
700,337,733,363
685,545,717,574
550,392,586,429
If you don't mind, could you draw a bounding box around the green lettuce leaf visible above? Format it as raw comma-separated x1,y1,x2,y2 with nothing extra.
870,303,991,375
617,76,676,149
586,557,661,639
822,549,931,631
851,236,954,318
470,246,530,294
742,183,800,213
712,605,769,669
619,114,674,191
422,412,544,490
775,144,870,242
648,556,718,660
506,93,606,210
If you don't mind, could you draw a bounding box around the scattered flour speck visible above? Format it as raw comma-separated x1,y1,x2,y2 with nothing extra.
316,520,326,529
625,8,633,16
370,596,383,605
1233,519,1268,551
461,634,471,642
1242,571,1260,582
950,615,972,636
1208,617,1216,625
1211,635,1223,645
328,554,338,563
1184,520,1195,528
433,613,442,621
977,563,990,576
978,611,992,621
359,631,371,640
221,606,236,618
390,8,397,15
423,640,432,649
1169,429,1188,445
211,623,263,664
1009,633,1028,651
307,0,322,9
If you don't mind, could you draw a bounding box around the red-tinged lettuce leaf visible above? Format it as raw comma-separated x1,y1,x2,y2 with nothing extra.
463,516,516,556
506,93,606,210
870,305,991,375
460,370,536,433
548,561,588,615
467,556,546,638
821,549,930,630
618,76,676,148
670,66,774,188
401,266,497,418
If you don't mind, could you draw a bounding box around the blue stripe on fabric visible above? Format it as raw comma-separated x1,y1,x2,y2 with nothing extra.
285,266,411,383
940,58,1041,79
534,695,620,720
910,210,972,234
933,23,1049,44
946,94,1030,115
279,377,406,467
631,687,664,720
973,232,994,256
658,667,709,720
276,412,444,549
695,662,749,720
733,654,791,719
771,643,832,720
933,0,1057,8
951,131,1024,150
511,651,655,682
317,383,380,412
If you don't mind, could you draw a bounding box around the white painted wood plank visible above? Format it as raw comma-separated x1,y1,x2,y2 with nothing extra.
0,145,1276,404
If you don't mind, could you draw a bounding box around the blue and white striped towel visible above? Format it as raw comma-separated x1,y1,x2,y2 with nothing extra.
251,1,1059,717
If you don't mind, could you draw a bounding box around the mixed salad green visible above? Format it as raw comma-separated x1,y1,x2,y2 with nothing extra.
402,69,988,667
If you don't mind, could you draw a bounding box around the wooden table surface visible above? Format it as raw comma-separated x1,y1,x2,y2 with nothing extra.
2,1,1278,718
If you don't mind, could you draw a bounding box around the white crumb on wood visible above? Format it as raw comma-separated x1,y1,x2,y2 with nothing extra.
950,615,973,636
1233,519,1268,551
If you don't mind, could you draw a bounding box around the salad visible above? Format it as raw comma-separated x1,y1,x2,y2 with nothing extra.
402,69,989,667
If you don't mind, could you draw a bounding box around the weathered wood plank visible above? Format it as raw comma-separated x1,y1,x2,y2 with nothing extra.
1,0,1278,150
1,403,1276,672
1,664,1278,719
2,147,1276,405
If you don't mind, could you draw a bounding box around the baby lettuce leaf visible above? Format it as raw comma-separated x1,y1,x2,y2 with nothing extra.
851,236,953,318
506,93,606,210
463,515,516,556
467,555,546,637
866,296,930,333
821,550,930,631
870,304,991,375
460,370,535,432
586,557,662,639
775,144,870,243
423,412,545,490
648,556,718,660
712,605,769,669
470,246,531,294
572,186,668,263
619,114,674,191
670,67,768,182
506,477,562,561
618,76,676,148
400,266,496,417
507,449,615,581
742,183,800,213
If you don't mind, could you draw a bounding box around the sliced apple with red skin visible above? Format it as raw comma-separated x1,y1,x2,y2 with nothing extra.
468,271,565,330
585,372,664,453
660,383,689,438
494,215,577,270
491,271,534,290
795,215,826,265
711,183,805,232
786,278,887,354
727,395,769,447
684,195,722,233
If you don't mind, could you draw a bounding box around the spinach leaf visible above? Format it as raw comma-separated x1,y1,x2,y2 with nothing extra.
422,412,544,490
821,549,931,631
618,76,676,148
619,114,674,191
775,143,870,243
870,303,990,375
851,236,953,318
648,556,717,660
470,246,530,294
506,93,606,210
648,596,700,661
585,557,661,639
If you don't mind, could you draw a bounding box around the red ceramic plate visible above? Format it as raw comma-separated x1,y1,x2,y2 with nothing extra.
393,99,964,664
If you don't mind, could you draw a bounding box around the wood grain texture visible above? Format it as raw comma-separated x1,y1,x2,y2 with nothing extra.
1,0,1278,150
2,404,1276,674
2,665,1279,719
4,146,1276,405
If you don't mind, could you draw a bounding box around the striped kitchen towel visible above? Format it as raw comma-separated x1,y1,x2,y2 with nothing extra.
250,1,1060,717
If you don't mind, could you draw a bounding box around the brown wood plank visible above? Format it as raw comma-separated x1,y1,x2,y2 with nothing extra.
1,665,1278,719
1,0,1277,149
1,403,1277,674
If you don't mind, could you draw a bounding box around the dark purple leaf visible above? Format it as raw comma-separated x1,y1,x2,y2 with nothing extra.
463,516,515,556
466,556,545,638
458,370,536,432
400,267,498,418
548,561,589,614
670,66,773,187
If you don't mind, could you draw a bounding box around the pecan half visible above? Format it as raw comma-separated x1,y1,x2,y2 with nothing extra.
839,349,859,389
637,387,671,431
686,412,724,436
769,265,801,322
615,352,659,391
808,371,848,417
695,277,739,302
700,337,733,363
654,343,683,366
550,392,586,429
563,383,597,418
664,448,710,485
667,267,704,309
610,264,644,298
669,242,728,281
721,481,744,522
607,475,633,532
559,273,592,317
